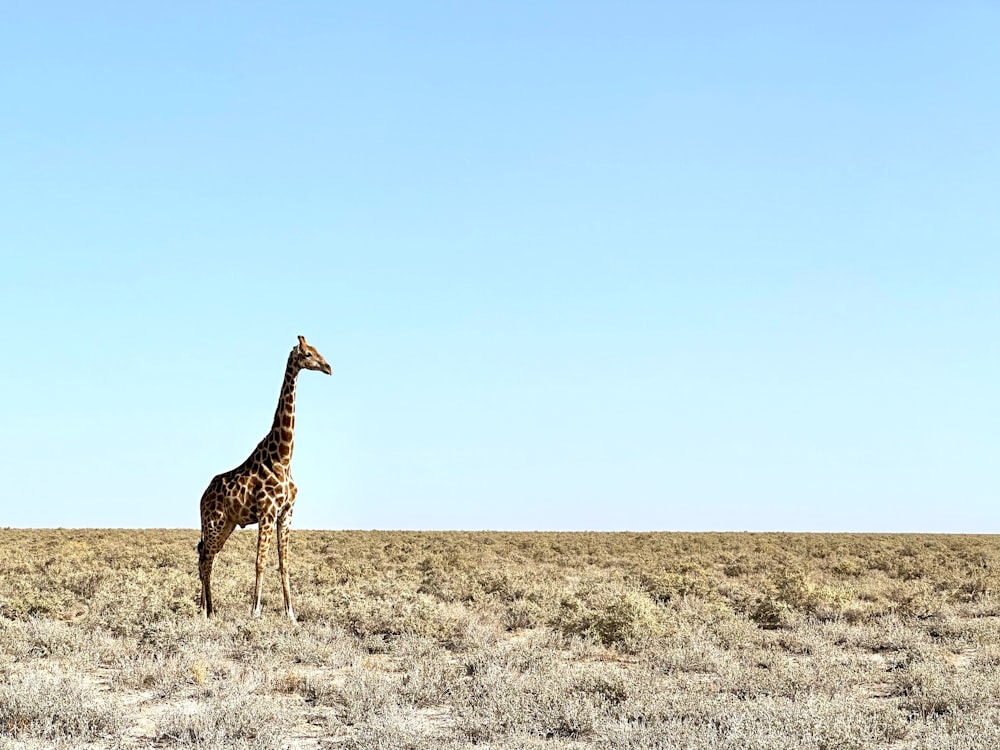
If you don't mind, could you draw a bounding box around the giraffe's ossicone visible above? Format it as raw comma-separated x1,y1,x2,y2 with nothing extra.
198,335,332,622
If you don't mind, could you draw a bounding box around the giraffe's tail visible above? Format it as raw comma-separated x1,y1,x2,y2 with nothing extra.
197,538,205,561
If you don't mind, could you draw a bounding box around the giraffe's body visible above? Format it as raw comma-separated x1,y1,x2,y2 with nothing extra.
198,336,331,621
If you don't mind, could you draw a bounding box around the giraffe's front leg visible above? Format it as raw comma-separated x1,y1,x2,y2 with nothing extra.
253,519,275,617
276,513,296,623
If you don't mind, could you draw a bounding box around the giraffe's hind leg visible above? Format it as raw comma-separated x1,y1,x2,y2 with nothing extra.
199,521,234,618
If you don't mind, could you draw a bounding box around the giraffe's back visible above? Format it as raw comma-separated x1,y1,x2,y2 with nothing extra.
201,469,259,528
200,453,294,530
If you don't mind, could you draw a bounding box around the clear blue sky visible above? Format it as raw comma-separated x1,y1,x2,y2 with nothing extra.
2,3,998,531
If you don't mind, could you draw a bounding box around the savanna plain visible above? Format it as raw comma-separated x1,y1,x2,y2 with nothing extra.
2,529,1000,749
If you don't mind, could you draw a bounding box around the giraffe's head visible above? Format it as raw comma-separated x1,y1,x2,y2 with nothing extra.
293,335,333,375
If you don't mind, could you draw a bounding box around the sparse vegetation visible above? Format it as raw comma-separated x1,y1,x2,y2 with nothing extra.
1,529,1000,748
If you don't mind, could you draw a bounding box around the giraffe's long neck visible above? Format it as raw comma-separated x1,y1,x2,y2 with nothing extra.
264,353,299,466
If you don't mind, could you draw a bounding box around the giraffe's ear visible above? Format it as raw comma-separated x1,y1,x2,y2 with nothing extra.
297,335,308,350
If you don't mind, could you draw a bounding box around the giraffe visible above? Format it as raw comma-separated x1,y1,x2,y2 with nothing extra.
197,335,332,622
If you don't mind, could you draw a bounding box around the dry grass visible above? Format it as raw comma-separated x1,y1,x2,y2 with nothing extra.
1,529,1000,748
